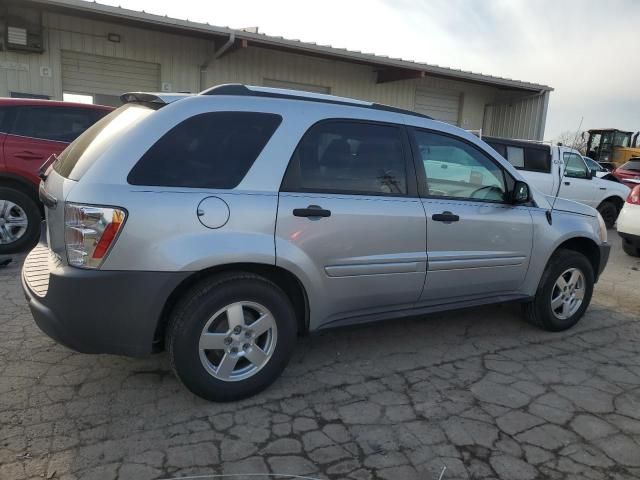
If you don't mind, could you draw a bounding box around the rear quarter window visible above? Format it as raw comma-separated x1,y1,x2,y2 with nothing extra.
128,112,282,189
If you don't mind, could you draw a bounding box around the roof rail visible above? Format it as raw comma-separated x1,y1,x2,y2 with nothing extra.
200,84,433,120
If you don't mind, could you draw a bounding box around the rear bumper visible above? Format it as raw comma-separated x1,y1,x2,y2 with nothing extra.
22,240,190,357
596,243,611,281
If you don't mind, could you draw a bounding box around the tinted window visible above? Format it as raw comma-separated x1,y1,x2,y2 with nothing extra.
621,160,640,172
414,130,507,202
485,140,551,173
12,106,107,142
0,108,7,133
283,121,407,195
128,112,281,189
55,104,152,179
563,152,589,178
525,147,551,172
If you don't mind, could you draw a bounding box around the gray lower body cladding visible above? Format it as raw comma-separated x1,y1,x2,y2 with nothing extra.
22,243,190,357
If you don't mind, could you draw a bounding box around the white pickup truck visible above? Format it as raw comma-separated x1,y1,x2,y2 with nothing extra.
484,137,630,227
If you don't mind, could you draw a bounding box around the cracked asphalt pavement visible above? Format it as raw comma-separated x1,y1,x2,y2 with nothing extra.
1,231,639,480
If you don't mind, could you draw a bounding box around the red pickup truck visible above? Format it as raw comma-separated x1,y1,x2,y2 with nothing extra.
0,98,112,253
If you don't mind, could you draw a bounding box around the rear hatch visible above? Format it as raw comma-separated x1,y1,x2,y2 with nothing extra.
40,104,155,262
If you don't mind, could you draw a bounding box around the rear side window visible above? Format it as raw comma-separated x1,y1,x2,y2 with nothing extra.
12,106,108,143
128,112,281,189
282,121,407,195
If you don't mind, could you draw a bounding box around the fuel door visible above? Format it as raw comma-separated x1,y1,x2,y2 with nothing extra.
197,196,230,229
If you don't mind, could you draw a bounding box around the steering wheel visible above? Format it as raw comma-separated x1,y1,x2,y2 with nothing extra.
469,185,504,201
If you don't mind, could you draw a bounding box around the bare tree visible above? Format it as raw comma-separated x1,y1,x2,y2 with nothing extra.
554,130,588,154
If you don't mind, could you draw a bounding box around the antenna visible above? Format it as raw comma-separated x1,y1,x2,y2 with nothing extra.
547,117,584,225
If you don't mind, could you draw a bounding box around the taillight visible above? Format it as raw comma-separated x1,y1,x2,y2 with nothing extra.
64,203,127,268
627,185,640,205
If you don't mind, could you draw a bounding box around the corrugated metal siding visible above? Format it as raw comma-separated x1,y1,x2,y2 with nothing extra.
483,91,549,140
61,50,160,96
263,78,331,94
0,10,547,136
414,86,461,125
0,11,208,100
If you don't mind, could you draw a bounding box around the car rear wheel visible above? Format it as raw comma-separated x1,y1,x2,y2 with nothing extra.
0,187,41,254
596,200,618,228
523,249,594,331
166,272,297,402
622,239,640,257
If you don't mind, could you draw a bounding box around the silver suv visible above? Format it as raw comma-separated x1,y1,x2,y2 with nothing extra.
23,85,611,401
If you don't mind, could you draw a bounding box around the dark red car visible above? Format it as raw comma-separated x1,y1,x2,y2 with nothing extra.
613,158,640,189
0,99,112,253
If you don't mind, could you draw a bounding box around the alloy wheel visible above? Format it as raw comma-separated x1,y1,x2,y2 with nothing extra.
0,200,29,245
198,301,278,382
550,267,585,320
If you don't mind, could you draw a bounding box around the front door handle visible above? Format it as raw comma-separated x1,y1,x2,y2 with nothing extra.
293,205,331,218
564,181,571,186
432,211,459,223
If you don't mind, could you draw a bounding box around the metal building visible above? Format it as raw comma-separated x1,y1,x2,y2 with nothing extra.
0,0,553,139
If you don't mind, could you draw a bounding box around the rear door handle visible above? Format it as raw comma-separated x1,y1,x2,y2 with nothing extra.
293,205,331,218
432,211,459,223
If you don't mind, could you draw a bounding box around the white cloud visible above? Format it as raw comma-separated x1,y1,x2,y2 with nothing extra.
97,0,640,139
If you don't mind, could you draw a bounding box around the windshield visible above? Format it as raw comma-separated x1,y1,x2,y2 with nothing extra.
54,103,153,180
621,160,640,171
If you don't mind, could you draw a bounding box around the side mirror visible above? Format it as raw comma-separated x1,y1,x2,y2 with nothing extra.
589,168,598,178
512,181,530,204
585,168,593,179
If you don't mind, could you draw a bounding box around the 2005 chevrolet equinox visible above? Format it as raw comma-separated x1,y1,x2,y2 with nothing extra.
23,85,611,401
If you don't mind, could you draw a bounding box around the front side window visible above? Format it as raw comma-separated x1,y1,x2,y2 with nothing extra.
282,121,407,196
128,112,282,189
563,152,589,178
12,106,107,143
413,129,507,202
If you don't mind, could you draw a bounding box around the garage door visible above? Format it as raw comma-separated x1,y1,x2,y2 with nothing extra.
263,78,331,94
414,86,461,125
62,51,160,106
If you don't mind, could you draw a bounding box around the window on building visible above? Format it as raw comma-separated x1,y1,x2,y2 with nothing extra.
128,112,282,189
63,92,94,104
282,121,407,196
413,129,507,202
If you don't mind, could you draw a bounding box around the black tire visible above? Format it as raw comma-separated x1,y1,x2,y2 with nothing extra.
523,249,594,332
622,239,640,257
597,200,618,229
166,272,297,402
0,187,41,255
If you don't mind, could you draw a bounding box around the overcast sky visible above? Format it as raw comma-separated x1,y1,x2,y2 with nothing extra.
99,0,639,141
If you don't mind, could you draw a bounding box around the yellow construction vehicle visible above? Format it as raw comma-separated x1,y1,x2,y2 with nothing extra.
585,129,640,168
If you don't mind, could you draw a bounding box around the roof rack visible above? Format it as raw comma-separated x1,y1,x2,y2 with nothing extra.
200,84,433,120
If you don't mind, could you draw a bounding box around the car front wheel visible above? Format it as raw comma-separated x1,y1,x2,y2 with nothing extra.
166,272,297,402
0,187,41,254
523,249,594,331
